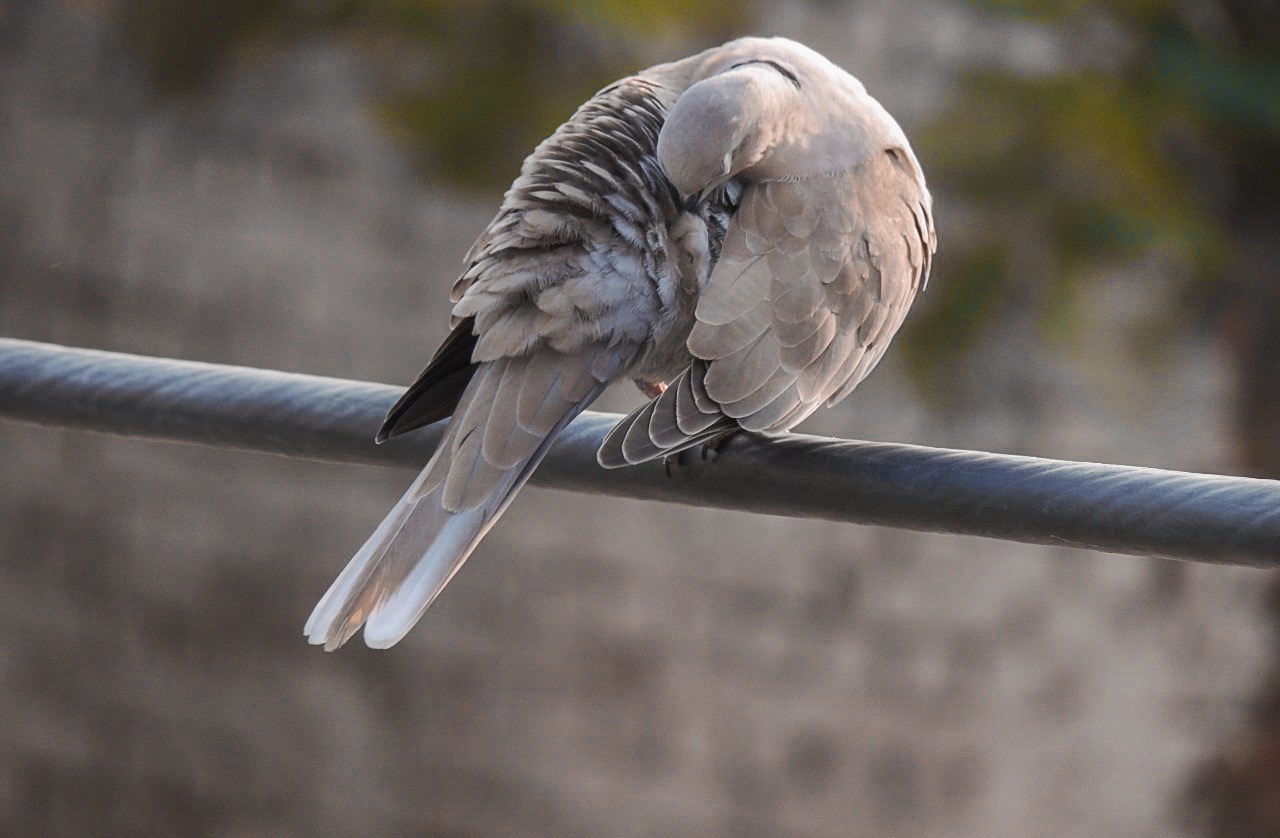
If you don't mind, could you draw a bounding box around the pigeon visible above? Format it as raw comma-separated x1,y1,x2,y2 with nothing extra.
305,36,935,650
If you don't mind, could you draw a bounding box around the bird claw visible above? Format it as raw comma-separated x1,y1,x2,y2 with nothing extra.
663,427,742,477
663,448,695,478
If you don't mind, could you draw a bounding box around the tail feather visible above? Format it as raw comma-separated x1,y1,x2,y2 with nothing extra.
360,505,488,648
303,479,421,649
306,383,600,650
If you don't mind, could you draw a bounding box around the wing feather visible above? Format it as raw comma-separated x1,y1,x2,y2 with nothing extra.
377,318,479,443
702,331,778,404
778,312,838,373
599,149,934,467
674,365,726,435
646,383,692,448
687,297,771,358
737,382,810,431
692,251,768,327
718,366,795,418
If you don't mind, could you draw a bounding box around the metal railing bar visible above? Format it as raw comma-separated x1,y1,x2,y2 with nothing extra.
1,337,1277,566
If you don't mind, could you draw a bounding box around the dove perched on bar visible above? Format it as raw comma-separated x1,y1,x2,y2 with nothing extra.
306,36,935,650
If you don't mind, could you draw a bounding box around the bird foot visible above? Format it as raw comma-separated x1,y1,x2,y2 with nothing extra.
662,427,743,477
698,427,742,461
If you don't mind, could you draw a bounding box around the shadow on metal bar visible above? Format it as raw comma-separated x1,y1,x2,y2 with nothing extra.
1,337,1277,566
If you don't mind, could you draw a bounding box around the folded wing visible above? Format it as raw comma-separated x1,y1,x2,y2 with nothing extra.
599,148,934,467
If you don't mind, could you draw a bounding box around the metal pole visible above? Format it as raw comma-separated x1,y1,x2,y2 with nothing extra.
1,337,1277,566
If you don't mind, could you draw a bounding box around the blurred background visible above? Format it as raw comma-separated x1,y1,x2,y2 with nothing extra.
1,0,1278,835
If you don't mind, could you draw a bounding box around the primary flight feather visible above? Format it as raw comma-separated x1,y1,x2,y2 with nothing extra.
305,36,935,650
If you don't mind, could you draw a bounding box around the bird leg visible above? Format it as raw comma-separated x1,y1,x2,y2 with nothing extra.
639,380,668,398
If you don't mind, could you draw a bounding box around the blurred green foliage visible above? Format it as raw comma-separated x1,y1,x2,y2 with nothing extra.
115,0,751,186
907,0,1280,392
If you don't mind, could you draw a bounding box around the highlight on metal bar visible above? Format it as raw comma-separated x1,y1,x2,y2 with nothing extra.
0,337,1277,567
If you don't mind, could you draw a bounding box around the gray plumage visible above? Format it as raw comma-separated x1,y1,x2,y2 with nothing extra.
305,36,935,650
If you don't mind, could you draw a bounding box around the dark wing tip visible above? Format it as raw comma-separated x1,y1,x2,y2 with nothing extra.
377,318,479,443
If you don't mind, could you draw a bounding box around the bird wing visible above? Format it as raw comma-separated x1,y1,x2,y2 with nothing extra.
599,147,934,467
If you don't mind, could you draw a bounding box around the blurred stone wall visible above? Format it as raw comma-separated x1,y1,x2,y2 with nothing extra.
0,3,1270,836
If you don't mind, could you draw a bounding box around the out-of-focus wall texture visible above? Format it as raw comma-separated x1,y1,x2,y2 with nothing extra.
1,1,1277,835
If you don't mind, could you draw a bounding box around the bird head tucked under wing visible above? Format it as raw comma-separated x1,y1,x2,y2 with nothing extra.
655,36,917,204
